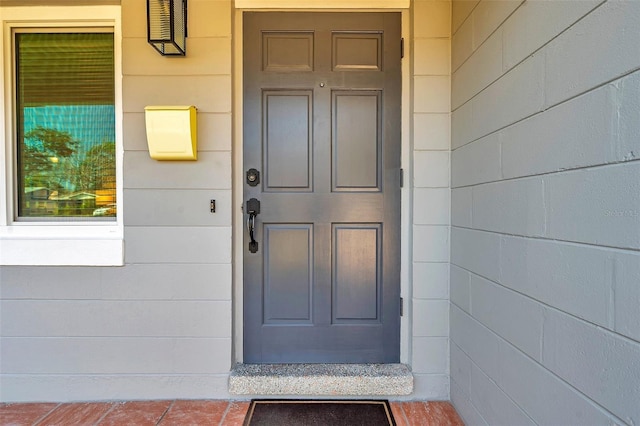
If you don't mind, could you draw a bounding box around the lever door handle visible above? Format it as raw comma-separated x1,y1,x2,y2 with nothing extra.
247,212,258,253
246,198,260,253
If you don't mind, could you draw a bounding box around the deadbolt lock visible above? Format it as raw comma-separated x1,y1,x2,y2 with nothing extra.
246,168,260,186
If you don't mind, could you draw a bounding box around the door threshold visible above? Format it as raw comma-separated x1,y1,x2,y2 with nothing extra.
228,363,413,396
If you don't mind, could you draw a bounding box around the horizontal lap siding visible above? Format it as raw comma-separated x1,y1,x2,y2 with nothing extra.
450,0,640,424
410,0,452,398
0,0,234,402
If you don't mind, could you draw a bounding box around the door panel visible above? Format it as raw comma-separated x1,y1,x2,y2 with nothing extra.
262,32,314,72
263,91,313,191
332,224,382,322
332,91,381,191
263,224,313,323
244,12,401,363
332,32,382,71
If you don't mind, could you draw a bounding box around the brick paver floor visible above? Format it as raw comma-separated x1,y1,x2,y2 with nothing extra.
0,400,464,425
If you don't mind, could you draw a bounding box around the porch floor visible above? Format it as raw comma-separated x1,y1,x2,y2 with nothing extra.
0,400,464,425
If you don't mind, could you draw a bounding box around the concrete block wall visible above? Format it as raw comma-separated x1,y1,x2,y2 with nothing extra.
450,0,640,424
410,0,452,399
0,0,234,401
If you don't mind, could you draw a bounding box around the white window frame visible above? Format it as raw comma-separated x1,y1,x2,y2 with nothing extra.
0,6,124,266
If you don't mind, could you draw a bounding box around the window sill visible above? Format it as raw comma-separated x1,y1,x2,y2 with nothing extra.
0,225,123,266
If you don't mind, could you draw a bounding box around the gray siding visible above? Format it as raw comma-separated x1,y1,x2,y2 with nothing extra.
0,0,234,401
411,0,452,398
1,0,458,402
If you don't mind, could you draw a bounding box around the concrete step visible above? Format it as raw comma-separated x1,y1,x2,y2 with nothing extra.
228,363,413,396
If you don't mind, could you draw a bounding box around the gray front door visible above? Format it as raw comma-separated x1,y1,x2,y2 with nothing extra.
243,12,401,363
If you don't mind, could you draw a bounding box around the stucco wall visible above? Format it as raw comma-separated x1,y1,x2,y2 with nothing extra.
450,0,640,424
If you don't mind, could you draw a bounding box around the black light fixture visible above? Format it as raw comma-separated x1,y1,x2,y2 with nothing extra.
147,0,187,56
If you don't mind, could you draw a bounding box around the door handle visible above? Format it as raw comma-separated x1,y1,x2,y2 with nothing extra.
246,198,260,253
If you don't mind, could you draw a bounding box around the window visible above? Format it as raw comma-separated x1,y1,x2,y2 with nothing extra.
16,32,116,220
0,7,123,265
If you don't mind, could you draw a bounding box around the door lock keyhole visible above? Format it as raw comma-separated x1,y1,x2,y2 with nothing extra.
246,168,260,186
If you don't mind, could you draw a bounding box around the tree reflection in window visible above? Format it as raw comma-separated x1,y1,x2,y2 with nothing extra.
16,32,115,219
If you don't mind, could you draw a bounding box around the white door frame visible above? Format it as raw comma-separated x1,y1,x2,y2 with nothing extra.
232,3,412,364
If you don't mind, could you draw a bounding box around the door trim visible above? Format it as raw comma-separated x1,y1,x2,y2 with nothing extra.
235,0,409,8
232,7,412,364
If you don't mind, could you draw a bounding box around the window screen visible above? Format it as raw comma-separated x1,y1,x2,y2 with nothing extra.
15,32,116,219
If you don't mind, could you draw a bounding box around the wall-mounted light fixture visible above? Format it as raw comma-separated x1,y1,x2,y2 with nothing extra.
147,0,187,56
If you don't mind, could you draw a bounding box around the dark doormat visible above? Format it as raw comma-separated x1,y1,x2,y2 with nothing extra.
243,399,396,426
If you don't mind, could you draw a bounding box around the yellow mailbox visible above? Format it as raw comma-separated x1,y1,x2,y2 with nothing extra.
144,106,197,160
